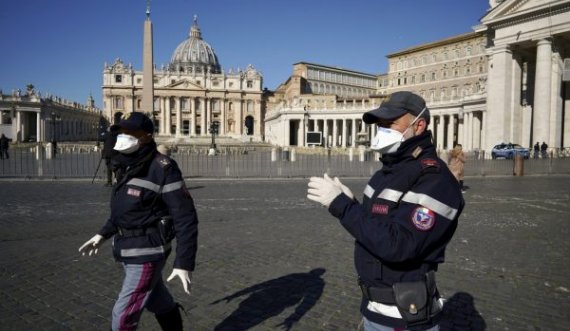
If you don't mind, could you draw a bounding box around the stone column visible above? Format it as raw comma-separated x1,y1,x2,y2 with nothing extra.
485,45,514,150
332,119,338,147
16,110,21,142
191,97,196,136
473,112,482,150
457,115,464,147
447,115,455,149
467,112,474,151
220,99,226,136
238,100,243,135
36,113,41,143
436,115,445,150
510,53,523,144
176,98,181,137
201,98,207,136
341,119,347,147
533,39,552,145
351,119,357,147
480,111,486,154
562,82,570,147
323,119,329,147
165,98,172,136
205,98,211,136
158,97,166,136
550,50,563,148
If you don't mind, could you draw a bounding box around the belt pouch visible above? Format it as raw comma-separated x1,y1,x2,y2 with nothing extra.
392,280,428,326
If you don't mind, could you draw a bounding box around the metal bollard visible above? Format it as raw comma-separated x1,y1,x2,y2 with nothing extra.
513,154,524,176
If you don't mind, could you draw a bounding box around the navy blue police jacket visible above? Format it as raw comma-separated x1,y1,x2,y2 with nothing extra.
98,147,198,271
328,131,464,328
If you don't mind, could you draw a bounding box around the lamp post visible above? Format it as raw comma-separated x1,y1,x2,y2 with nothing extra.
209,121,219,149
48,111,61,157
208,121,219,155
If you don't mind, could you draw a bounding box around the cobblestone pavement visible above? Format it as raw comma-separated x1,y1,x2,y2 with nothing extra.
0,176,569,330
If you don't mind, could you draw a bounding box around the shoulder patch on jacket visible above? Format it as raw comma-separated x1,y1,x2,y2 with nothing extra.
155,155,172,169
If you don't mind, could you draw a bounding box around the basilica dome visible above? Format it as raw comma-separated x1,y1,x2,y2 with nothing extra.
169,16,221,74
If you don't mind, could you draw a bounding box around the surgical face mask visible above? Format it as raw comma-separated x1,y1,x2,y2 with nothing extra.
370,107,427,153
114,133,140,154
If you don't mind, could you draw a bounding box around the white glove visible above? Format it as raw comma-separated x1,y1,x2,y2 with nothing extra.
167,268,192,295
307,173,343,208
333,176,354,200
78,234,105,256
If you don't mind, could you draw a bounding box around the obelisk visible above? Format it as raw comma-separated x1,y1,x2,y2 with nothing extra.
142,1,154,114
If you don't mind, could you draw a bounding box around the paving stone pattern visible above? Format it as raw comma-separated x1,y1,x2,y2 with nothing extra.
0,176,569,330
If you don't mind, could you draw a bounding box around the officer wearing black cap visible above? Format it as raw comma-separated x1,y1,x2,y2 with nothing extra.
308,91,464,330
78,112,199,331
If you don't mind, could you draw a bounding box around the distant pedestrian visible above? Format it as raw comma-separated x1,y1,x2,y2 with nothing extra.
448,144,466,193
533,142,540,159
0,134,9,159
541,141,548,158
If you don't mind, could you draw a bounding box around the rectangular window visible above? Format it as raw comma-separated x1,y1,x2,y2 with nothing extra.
181,98,189,110
115,75,122,83
247,80,253,88
182,120,190,135
114,96,123,109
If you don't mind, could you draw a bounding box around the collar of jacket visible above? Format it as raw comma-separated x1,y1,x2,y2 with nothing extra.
380,131,435,167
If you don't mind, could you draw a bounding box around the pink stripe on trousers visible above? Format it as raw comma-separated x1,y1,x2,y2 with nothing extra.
118,263,154,331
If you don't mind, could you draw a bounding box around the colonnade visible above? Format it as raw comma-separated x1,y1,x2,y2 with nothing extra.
152,96,259,138
429,111,483,151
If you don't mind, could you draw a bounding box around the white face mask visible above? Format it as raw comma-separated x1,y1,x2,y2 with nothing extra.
370,127,405,153
370,107,427,153
114,134,140,154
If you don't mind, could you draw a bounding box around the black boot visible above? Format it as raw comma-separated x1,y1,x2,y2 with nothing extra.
155,305,183,331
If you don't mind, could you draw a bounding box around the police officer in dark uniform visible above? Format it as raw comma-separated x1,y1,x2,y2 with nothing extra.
79,112,199,331
101,112,123,186
308,91,464,330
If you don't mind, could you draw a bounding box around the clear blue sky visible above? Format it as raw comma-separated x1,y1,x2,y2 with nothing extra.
0,0,490,109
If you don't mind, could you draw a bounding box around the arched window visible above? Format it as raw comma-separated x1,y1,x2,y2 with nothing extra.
244,116,254,135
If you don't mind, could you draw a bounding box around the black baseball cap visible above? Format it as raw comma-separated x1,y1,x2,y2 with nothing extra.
115,112,154,134
363,91,430,124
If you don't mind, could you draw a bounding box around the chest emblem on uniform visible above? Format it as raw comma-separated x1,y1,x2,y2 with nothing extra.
371,203,389,215
421,158,439,169
127,188,141,197
411,206,435,231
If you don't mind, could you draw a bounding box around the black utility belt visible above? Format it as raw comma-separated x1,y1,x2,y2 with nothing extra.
359,272,440,326
359,283,398,304
116,226,159,237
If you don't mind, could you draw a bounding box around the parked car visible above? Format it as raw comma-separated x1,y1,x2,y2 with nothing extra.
491,143,530,159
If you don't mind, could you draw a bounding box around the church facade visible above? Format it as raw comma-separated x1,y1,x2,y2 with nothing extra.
102,17,264,143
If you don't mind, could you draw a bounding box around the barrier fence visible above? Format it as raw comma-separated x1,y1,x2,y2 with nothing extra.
1,144,569,179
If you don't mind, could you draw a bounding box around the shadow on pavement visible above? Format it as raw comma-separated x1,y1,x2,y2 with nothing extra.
440,292,486,330
210,268,326,331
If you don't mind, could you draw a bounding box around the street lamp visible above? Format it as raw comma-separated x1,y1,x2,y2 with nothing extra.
209,121,219,149
48,111,61,157
208,121,219,156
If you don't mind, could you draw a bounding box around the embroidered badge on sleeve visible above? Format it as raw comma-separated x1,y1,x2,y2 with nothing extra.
411,206,436,231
